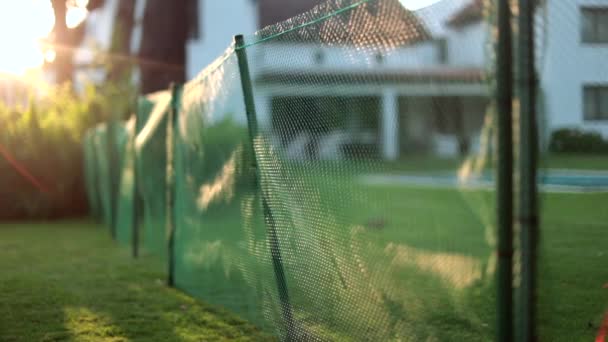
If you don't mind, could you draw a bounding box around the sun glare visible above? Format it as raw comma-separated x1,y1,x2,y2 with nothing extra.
66,5,89,29
44,49,57,63
0,0,55,75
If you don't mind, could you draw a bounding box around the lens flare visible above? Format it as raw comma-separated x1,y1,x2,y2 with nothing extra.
0,0,55,75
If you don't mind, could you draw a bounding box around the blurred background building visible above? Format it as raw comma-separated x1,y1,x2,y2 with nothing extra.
19,0,608,160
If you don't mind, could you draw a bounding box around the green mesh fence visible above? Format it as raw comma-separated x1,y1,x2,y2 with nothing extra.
240,2,497,339
91,124,112,227
89,121,129,231
81,0,608,340
85,0,499,339
135,90,172,259
173,51,285,332
533,2,608,342
114,117,137,245
83,130,101,220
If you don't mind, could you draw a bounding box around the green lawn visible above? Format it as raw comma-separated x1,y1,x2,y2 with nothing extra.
537,191,608,341
261,157,608,341
131,153,607,341
0,221,274,342
4,156,604,341
352,183,608,341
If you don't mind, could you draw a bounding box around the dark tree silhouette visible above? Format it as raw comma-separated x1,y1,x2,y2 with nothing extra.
138,0,188,93
106,0,137,81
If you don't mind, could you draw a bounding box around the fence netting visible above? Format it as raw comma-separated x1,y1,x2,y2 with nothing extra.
82,0,549,340
90,124,111,227
534,2,608,342
83,130,100,220
241,0,497,340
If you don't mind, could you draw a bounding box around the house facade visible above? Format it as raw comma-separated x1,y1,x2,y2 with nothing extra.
185,0,259,80
85,0,608,159
242,0,491,160
540,0,608,140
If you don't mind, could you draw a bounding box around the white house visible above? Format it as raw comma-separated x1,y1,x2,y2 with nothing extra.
539,0,608,140
186,0,259,79
241,0,491,159
83,0,608,159
415,0,608,148
238,0,607,159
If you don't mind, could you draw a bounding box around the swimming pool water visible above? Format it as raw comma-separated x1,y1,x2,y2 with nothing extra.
362,170,608,192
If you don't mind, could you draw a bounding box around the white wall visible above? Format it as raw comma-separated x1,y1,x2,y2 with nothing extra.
250,42,439,74
541,0,608,139
414,0,470,37
186,0,258,79
445,20,488,67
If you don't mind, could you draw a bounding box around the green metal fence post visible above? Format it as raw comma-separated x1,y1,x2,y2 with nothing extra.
496,0,514,340
167,83,181,287
91,134,103,221
107,118,120,239
235,34,296,339
518,0,539,340
132,110,141,259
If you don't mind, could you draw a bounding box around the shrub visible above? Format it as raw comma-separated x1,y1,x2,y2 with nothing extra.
0,82,134,220
549,128,608,154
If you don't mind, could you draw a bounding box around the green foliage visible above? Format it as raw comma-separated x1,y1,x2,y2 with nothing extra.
198,116,249,174
549,128,608,154
0,81,134,219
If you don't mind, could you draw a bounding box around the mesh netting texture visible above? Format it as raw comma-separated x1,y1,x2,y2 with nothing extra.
84,0,498,339
80,0,555,340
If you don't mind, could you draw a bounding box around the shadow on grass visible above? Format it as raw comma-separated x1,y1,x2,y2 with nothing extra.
0,221,272,342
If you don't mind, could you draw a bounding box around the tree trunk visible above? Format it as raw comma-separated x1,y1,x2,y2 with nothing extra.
138,0,188,94
108,0,137,81
50,0,72,84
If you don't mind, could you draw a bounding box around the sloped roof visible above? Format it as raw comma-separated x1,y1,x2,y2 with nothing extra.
256,0,431,47
415,0,470,37
446,0,483,27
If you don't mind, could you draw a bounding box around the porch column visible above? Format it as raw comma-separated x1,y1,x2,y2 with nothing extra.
254,93,272,130
381,90,399,160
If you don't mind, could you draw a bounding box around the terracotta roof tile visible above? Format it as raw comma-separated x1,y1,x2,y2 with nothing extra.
256,0,431,47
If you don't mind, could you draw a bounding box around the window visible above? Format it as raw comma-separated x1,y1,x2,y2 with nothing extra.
583,86,608,121
436,38,448,64
375,53,384,65
314,50,325,64
581,7,608,43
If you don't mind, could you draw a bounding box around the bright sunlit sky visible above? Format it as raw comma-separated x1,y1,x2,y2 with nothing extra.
401,0,442,10
0,0,88,76
0,0,440,76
